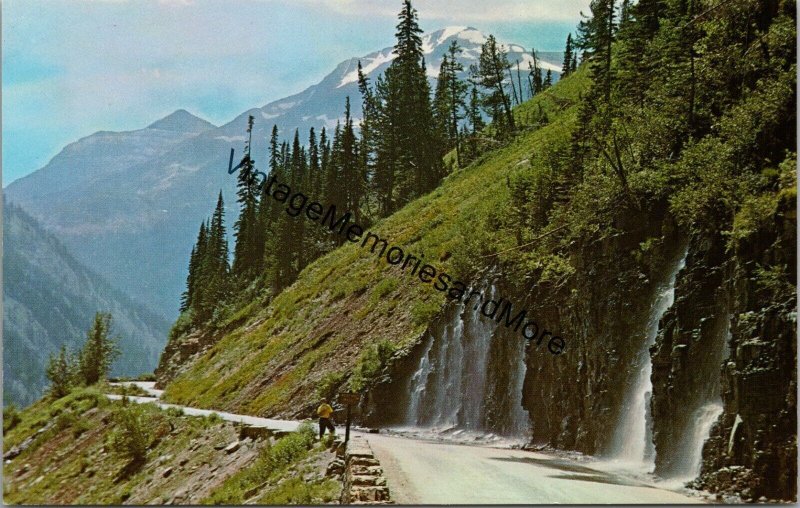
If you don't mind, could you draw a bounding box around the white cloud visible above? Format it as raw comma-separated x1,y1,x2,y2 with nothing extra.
288,0,590,22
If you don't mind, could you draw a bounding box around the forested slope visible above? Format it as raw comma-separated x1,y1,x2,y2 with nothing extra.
158,0,796,500
157,69,589,416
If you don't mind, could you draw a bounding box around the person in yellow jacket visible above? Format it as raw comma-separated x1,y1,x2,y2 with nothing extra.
317,398,336,439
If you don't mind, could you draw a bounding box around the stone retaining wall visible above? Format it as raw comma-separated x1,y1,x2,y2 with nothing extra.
336,436,391,504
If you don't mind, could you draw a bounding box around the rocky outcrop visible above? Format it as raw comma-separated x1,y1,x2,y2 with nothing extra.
650,229,730,479
514,200,685,454
364,184,796,501
154,327,220,388
686,193,797,501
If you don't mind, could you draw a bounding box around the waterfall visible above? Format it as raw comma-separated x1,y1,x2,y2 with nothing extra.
609,251,687,468
403,283,529,437
662,312,732,480
679,402,724,479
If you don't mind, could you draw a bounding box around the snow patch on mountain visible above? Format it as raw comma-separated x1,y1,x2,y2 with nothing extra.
338,49,396,88
336,26,559,88
457,27,487,45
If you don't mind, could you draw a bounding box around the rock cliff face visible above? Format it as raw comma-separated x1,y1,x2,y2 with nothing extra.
365,190,796,500
365,198,687,453
514,201,685,454
682,194,797,500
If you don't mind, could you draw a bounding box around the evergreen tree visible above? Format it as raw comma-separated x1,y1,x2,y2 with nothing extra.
516,60,525,102
530,49,544,96
465,84,485,161
445,40,468,166
78,312,120,386
196,192,229,320
378,0,442,208
181,221,207,313
475,34,515,134
544,69,553,89
615,0,660,106
562,34,574,76
259,126,282,290
372,75,396,216
232,115,261,280
46,345,76,398
577,0,616,104
357,62,378,208
433,55,453,149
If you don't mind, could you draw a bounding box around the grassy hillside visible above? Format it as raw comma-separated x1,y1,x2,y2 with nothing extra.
3,387,339,504
160,69,591,417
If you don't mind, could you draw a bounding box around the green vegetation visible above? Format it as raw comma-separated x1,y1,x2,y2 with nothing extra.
3,386,108,453
3,404,21,433
202,422,336,505
5,386,335,505
162,0,794,438
162,68,590,415
44,312,121,397
107,403,151,463
349,339,398,391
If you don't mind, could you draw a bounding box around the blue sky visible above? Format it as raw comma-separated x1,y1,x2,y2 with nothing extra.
3,0,589,185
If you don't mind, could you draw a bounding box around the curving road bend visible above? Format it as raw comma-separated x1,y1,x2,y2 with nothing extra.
109,382,702,504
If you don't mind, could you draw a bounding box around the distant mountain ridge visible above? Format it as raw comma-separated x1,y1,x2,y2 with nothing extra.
3,200,170,406
5,27,562,319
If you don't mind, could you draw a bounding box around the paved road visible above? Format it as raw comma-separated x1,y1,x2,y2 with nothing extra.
108,382,300,433
367,433,703,504
110,382,702,504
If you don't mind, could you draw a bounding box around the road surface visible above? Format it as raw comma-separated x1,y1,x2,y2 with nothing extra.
109,382,703,504
107,382,299,433
367,432,703,504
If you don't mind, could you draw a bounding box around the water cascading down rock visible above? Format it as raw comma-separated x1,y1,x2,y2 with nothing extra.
608,249,687,469
369,283,530,438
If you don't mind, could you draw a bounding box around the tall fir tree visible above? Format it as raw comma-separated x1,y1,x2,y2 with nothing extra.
181,221,207,313
196,192,230,320
475,34,515,134
577,0,617,104
530,49,544,96
446,40,468,167
378,0,442,208
232,115,261,280
562,34,574,76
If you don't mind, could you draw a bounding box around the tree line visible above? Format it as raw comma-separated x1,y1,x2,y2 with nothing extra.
180,0,579,326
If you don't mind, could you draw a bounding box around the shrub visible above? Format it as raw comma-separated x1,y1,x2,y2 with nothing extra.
55,411,78,431
316,371,346,400
411,298,441,326
349,339,397,391
45,346,78,399
259,477,341,504
371,278,399,303
107,404,150,463
204,425,318,505
72,416,92,438
264,423,315,471
3,404,21,432
168,310,194,342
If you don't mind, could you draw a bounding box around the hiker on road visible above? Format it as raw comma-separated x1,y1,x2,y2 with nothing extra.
317,398,336,439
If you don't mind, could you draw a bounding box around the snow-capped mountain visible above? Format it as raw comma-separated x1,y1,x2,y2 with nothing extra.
5,27,562,319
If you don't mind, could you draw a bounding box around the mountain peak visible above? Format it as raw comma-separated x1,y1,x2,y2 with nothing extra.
147,109,216,133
